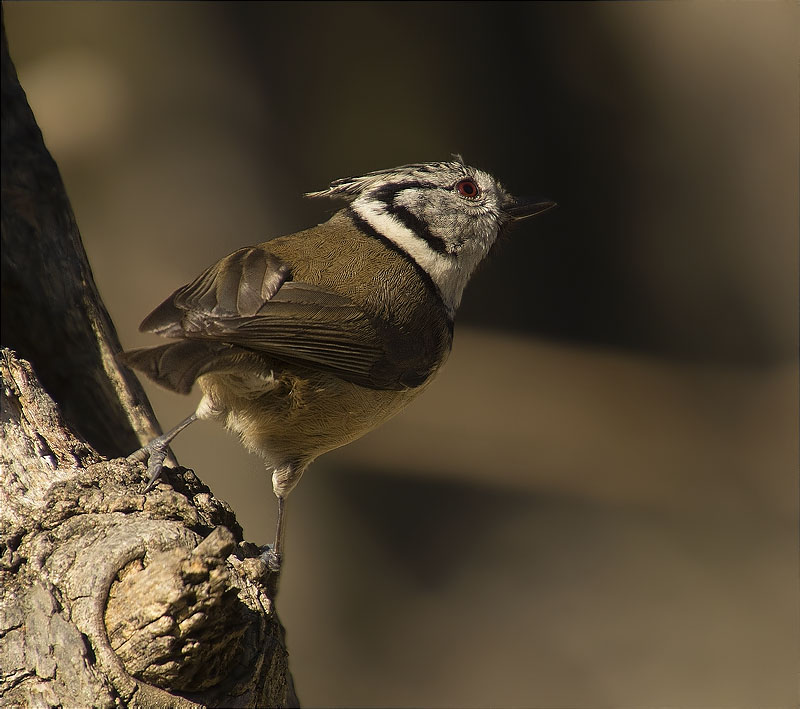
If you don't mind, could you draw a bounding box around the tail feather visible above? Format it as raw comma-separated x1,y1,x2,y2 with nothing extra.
119,341,231,395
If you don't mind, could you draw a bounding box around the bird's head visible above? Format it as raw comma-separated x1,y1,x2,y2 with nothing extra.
308,158,555,314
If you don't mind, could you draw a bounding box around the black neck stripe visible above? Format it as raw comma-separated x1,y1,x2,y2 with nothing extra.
346,207,453,326
369,182,452,255
389,204,450,254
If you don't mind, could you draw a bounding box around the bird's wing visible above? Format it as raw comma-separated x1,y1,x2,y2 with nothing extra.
139,245,433,390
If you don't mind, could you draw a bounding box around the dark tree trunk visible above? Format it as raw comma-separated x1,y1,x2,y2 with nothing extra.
0,13,297,708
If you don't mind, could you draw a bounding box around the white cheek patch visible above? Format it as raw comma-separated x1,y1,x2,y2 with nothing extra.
353,199,482,314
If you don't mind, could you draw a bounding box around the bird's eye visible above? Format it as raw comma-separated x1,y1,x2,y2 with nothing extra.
455,178,480,199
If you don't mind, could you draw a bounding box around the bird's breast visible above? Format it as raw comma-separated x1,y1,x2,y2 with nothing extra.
198,363,438,472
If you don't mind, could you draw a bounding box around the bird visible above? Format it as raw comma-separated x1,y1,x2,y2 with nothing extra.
121,158,554,570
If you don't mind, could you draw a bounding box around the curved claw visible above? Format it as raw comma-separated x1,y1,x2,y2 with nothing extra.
127,437,170,492
259,546,282,573
127,412,199,492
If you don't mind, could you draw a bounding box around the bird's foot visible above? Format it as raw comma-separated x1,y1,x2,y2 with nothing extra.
127,413,198,492
259,545,282,573
127,437,171,492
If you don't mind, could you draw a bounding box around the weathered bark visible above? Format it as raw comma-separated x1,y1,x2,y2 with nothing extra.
0,12,297,708
0,8,160,459
0,351,297,707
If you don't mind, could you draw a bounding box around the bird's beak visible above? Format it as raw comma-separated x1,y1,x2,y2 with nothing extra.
505,197,557,221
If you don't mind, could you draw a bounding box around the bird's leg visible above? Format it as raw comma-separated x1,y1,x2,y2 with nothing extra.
263,496,287,572
128,412,199,491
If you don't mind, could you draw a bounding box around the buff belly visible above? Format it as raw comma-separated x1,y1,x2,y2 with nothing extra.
196,365,432,495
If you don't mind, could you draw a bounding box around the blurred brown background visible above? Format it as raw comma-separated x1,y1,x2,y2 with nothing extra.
4,2,798,706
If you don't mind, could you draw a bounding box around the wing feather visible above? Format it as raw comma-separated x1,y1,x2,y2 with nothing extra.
138,245,434,390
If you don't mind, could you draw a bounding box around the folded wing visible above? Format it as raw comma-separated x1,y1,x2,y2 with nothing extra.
133,245,431,390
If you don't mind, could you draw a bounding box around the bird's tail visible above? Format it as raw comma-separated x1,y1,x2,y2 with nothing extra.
119,341,232,395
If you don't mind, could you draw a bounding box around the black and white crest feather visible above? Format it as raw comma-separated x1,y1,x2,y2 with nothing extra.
307,158,518,314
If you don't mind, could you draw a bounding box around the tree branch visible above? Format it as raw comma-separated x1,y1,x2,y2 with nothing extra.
0,8,160,458
1,351,297,707
0,11,297,707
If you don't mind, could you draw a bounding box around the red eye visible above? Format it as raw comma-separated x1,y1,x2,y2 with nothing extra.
455,178,480,199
